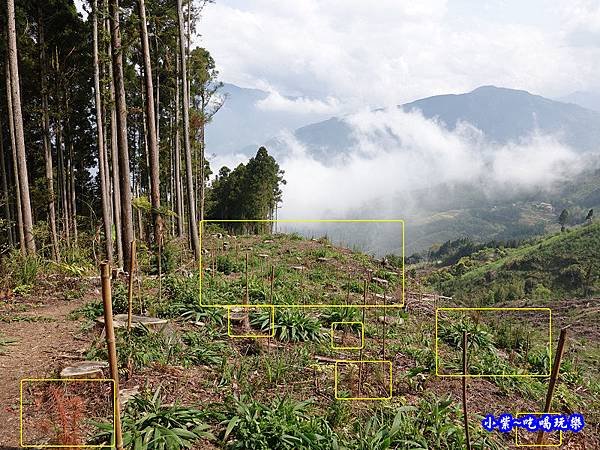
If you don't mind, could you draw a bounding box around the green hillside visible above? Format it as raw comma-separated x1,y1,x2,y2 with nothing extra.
425,222,600,304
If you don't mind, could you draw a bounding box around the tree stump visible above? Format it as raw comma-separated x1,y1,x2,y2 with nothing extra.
60,361,109,379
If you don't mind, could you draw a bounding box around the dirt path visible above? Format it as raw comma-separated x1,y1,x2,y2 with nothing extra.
0,289,95,448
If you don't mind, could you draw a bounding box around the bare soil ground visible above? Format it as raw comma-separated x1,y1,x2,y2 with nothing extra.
0,279,98,447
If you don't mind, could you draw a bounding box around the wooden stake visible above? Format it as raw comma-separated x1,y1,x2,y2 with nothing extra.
100,263,123,450
270,264,274,303
535,328,568,447
127,240,136,330
382,289,387,360
462,331,472,450
358,278,367,397
346,272,350,305
243,252,249,330
245,252,249,303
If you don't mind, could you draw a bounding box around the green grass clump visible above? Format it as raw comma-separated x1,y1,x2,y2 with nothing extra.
92,388,213,449
216,396,337,450
251,309,324,342
0,333,16,355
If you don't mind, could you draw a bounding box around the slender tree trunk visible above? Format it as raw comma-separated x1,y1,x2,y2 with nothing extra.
137,0,162,247
0,101,13,247
39,10,60,262
104,0,122,266
66,113,78,244
178,0,200,259
93,0,113,262
200,107,205,221
5,65,24,253
186,0,191,101
174,52,184,237
57,116,70,245
6,0,35,254
135,109,146,242
109,0,134,266
107,41,123,266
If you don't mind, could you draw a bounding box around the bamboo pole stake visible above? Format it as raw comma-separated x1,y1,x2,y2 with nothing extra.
346,272,351,305
535,328,568,447
243,252,250,330
127,240,136,330
358,278,367,398
382,289,387,360
245,252,249,302
270,264,274,303
100,263,123,450
462,331,472,450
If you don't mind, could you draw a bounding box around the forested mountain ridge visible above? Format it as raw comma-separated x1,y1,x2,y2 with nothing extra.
423,221,600,304
263,86,600,161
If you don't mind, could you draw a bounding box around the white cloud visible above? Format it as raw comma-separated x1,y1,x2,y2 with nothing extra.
199,0,600,107
275,108,585,219
256,90,341,115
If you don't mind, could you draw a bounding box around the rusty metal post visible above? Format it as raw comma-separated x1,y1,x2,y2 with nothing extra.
535,328,568,447
100,262,123,450
462,331,472,450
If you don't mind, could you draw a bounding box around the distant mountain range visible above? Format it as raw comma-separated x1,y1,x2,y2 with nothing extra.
205,84,600,254
559,90,600,113
265,86,600,160
205,83,333,155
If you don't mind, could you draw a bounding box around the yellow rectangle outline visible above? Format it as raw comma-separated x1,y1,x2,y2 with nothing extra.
199,219,405,308
334,360,393,400
331,321,365,350
434,307,552,378
227,304,275,338
514,412,563,447
20,378,116,448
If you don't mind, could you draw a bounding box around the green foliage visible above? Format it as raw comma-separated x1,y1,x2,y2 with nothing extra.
0,333,16,355
5,250,44,287
348,396,502,450
251,309,324,342
92,389,213,449
54,261,90,277
216,396,337,450
427,222,600,301
70,300,104,321
207,147,285,233
438,318,494,352
217,255,244,275
164,274,199,305
160,239,185,275
181,331,226,366
320,307,360,325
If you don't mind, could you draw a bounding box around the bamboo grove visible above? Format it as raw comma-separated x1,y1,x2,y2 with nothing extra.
0,0,285,268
